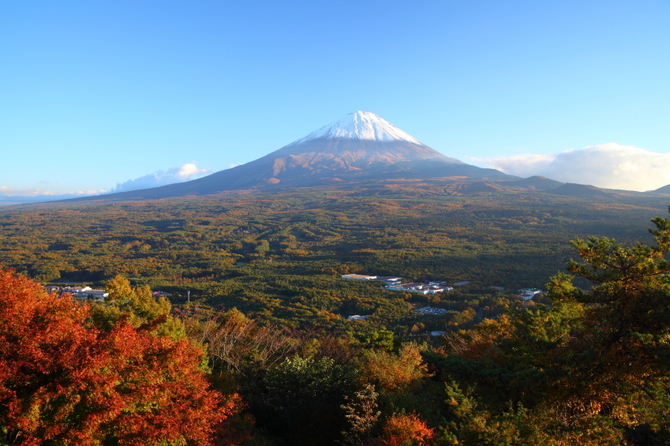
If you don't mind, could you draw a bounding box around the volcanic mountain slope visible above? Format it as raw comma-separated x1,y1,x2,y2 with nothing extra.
505,176,565,190
79,111,516,201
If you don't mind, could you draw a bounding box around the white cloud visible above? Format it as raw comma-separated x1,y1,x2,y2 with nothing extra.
111,163,210,193
0,186,105,197
0,186,107,206
0,186,55,197
477,143,670,192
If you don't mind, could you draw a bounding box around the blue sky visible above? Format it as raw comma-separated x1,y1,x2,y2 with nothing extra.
1,0,669,200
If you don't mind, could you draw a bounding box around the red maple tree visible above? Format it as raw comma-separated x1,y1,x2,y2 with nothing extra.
0,268,233,445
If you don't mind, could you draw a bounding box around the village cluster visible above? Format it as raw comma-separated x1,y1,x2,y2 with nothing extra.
42,277,543,324
341,274,456,294
342,274,457,319
44,285,109,300
44,286,172,301
342,274,544,321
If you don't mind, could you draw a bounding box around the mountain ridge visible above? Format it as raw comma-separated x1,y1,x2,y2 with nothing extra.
56,111,669,203
68,111,514,201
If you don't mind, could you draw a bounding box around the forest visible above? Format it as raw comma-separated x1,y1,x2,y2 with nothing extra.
0,187,669,445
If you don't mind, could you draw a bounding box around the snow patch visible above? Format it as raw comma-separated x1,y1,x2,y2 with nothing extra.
294,111,422,145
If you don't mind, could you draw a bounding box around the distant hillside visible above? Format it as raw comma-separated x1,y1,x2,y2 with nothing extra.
505,176,564,190
652,184,670,194
548,183,618,198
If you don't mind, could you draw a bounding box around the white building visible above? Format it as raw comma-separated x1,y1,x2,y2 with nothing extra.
63,286,109,300
386,283,453,294
342,274,377,280
414,306,448,315
519,288,542,301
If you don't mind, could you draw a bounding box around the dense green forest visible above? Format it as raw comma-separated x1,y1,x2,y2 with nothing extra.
0,188,668,444
0,190,664,332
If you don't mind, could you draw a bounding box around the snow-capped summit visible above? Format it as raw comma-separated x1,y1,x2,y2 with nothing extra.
293,111,422,145
266,110,449,164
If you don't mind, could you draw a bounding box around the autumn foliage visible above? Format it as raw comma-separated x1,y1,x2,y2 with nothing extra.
374,413,434,446
0,269,230,445
359,344,428,393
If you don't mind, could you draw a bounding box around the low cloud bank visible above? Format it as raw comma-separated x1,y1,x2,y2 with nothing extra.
479,143,670,192
111,163,210,193
0,186,102,197
0,163,212,205
0,187,106,206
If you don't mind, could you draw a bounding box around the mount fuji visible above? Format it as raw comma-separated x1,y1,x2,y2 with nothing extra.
81,111,516,200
